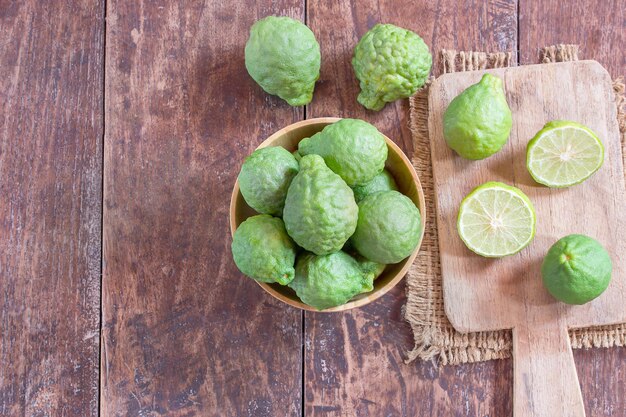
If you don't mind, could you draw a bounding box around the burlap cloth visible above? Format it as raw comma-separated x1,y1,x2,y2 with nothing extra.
404,45,626,365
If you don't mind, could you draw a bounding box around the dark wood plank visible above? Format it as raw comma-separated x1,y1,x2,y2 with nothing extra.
574,347,626,416
102,1,304,415
519,0,625,72
305,1,517,415
521,2,626,416
0,1,104,416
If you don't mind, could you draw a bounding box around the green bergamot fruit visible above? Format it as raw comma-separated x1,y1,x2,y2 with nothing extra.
351,190,421,264
443,73,512,160
283,155,358,255
289,251,375,310
245,16,320,106
238,146,299,215
231,215,297,285
352,169,398,203
298,119,387,186
355,255,386,280
542,234,612,305
352,23,432,111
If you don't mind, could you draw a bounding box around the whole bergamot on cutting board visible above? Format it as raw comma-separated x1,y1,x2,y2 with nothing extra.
542,234,612,305
443,73,512,160
238,146,299,216
245,16,320,106
352,23,432,111
352,169,398,203
283,154,358,255
289,251,375,310
298,119,387,186
351,190,422,264
231,215,297,285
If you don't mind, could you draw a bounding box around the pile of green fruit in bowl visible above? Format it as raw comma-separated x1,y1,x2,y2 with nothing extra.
231,16,432,311
230,118,425,311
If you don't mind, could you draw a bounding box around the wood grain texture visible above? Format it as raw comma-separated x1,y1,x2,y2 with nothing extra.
520,3,626,416
0,1,103,416
102,1,303,415
305,1,517,415
519,0,625,72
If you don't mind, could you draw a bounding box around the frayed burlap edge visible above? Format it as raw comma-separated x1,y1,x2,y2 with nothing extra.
404,45,626,365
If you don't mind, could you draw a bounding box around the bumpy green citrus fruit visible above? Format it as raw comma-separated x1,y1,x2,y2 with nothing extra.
231,215,297,285
298,119,387,186
352,169,398,203
289,251,375,310
283,155,358,255
443,73,512,160
352,24,432,111
238,146,299,215
356,255,386,280
542,234,612,305
245,16,320,106
351,190,422,264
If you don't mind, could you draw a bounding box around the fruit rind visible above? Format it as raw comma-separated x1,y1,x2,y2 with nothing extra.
238,146,299,216
352,24,432,111
526,120,604,188
351,190,422,264
457,181,536,258
298,119,388,187
289,251,374,310
283,155,358,255
443,74,512,160
245,16,320,106
231,215,297,285
352,169,398,203
541,234,612,305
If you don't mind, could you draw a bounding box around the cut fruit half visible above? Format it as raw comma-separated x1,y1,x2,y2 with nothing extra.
526,120,604,188
457,182,536,258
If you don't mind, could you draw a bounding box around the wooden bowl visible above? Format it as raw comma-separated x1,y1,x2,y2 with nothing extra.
229,117,426,312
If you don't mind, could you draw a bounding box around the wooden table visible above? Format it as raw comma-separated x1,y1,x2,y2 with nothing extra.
0,1,623,416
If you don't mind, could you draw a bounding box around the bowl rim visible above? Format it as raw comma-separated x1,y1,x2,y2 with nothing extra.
229,117,426,312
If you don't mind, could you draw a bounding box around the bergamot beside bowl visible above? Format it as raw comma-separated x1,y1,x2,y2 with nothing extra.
229,117,426,312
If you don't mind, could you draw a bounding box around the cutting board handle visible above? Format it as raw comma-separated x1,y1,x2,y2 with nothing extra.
513,316,585,417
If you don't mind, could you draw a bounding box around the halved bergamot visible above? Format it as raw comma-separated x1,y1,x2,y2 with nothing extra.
457,182,536,258
526,120,604,188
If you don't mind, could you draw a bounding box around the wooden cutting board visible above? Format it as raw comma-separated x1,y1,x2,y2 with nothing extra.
428,60,626,417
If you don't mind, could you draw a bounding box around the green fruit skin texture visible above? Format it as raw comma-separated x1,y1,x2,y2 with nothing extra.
356,255,386,280
352,169,398,203
231,215,297,285
283,155,358,255
541,234,612,305
443,74,512,160
238,146,299,216
352,23,432,111
298,119,388,186
245,16,320,106
352,190,422,264
289,251,375,310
